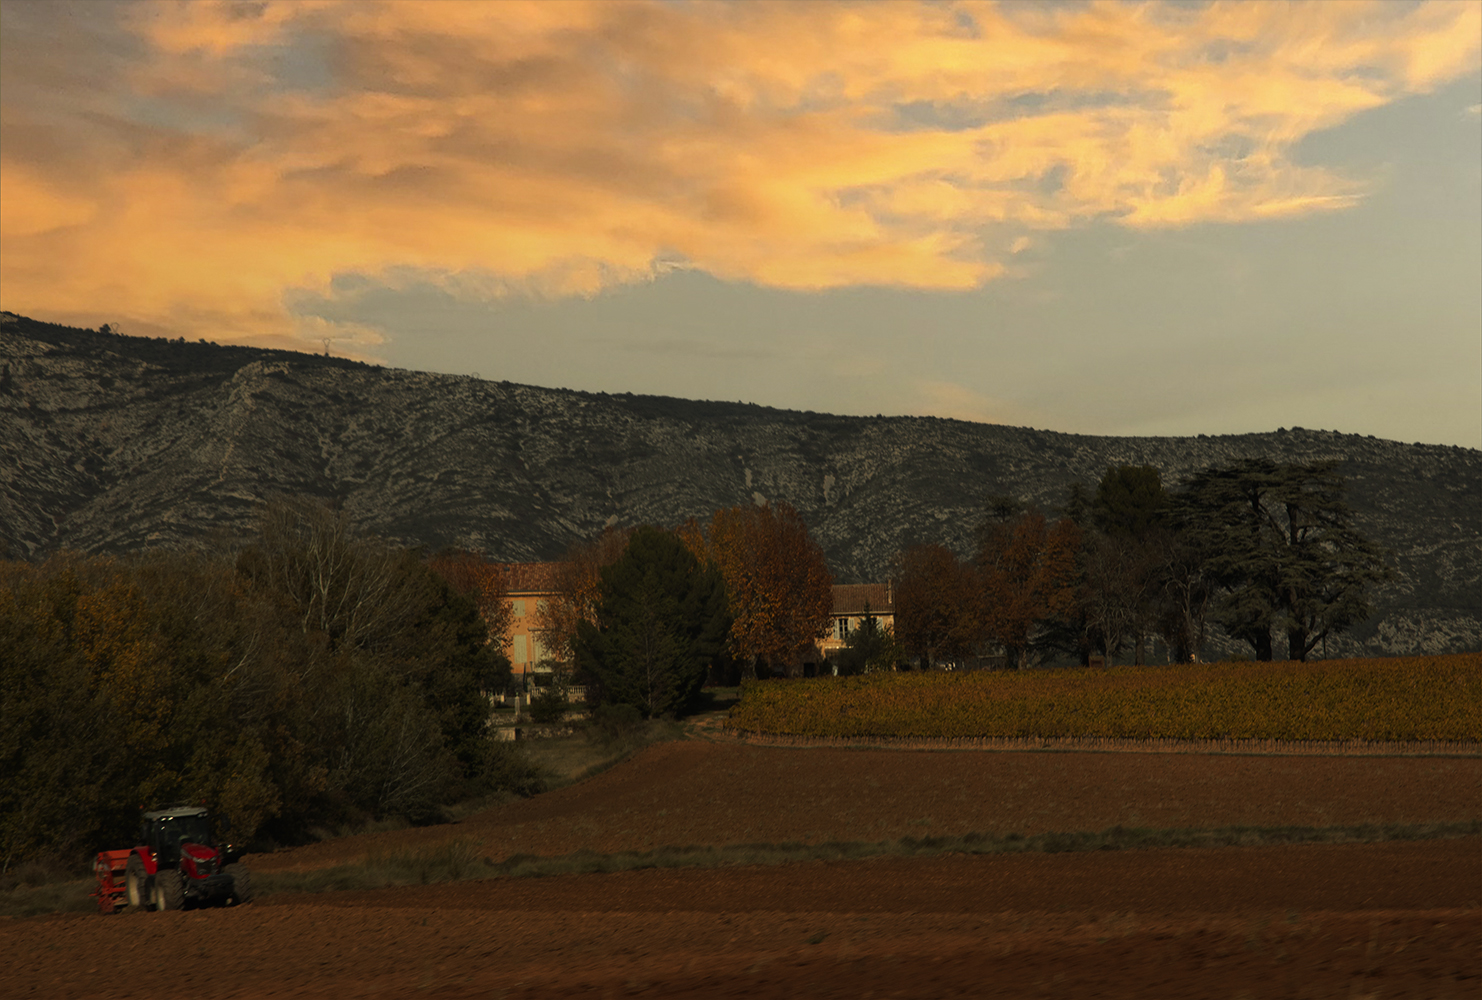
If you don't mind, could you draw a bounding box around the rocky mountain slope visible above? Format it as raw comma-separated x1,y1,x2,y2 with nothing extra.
3,313,1478,657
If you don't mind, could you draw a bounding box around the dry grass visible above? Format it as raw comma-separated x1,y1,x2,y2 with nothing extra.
728,654,1482,742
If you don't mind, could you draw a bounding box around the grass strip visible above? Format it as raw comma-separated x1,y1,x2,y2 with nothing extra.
9,820,1475,918
222,820,1482,897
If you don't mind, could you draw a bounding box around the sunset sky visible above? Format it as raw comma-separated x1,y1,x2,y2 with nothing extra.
2,0,1479,447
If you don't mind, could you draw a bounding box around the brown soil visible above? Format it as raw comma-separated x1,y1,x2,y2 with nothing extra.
5,841,1478,998
250,740,1482,870
9,741,1478,998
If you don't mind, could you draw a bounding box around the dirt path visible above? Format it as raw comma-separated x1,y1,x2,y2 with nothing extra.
6,839,1477,998
248,740,1482,872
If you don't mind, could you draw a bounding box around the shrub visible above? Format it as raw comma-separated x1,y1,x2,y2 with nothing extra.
583,703,644,746
527,685,570,724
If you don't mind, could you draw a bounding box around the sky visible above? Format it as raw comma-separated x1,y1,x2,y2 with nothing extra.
2,0,1479,447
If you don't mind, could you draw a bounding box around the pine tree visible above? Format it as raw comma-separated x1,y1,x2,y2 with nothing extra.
1173,460,1391,661
575,527,731,718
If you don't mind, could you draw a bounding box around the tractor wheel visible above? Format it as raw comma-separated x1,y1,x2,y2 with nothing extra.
154,869,185,911
125,854,149,911
225,863,253,905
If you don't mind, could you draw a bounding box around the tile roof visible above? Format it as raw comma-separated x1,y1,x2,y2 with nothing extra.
832,582,894,615
503,561,564,593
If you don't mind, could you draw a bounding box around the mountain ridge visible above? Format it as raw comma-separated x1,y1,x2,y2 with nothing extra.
3,312,1478,658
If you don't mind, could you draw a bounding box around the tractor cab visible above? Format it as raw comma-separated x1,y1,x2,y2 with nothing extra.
142,806,217,867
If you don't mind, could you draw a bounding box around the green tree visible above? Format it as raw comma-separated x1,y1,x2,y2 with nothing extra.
1080,465,1173,665
1092,464,1168,537
0,499,539,870
575,527,731,718
1173,459,1391,661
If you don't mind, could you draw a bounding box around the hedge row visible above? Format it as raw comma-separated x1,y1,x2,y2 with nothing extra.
725,654,1482,742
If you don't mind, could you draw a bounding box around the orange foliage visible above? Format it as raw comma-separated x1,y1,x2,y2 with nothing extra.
894,544,984,666
533,527,632,663
690,502,832,675
425,550,513,650
978,510,1081,665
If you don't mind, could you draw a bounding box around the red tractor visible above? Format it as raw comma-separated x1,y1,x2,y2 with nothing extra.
92,804,252,913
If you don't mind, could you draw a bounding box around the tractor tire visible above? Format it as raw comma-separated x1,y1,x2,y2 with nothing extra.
154,868,185,911
225,863,253,905
125,854,149,911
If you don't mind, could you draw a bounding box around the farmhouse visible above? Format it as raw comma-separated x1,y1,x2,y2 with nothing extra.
502,561,562,686
493,560,898,683
818,582,895,661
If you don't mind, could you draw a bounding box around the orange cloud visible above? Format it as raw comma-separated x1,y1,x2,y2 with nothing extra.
911,378,1033,426
1,0,1478,348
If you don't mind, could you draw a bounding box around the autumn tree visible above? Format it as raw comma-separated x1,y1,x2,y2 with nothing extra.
426,549,514,654
531,527,633,665
893,544,984,668
575,527,731,718
684,502,833,678
977,507,1081,668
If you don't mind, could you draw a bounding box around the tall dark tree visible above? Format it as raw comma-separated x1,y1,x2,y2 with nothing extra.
1092,465,1168,536
576,527,731,718
1085,465,1171,665
1173,459,1391,661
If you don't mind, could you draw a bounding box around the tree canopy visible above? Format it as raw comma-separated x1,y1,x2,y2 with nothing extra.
679,501,832,677
532,527,633,665
1173,459,1391,661
1,498,536,873
894,543,983,667
977,507,1081,668
892,460,1387,668
575,526,731,718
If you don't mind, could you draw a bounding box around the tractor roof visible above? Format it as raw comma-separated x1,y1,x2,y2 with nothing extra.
143,805,209,820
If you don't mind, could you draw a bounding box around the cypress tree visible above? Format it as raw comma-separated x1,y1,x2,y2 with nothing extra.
576,526,730,718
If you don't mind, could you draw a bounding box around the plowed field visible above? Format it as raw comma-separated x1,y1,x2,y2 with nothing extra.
251,741,1482,869
6,741,1479,998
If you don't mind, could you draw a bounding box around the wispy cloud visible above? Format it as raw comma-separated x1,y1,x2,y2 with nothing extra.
2,0,1478,349
912,378,1029,426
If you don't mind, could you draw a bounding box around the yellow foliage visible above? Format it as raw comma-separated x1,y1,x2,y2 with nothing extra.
726,654,1482,742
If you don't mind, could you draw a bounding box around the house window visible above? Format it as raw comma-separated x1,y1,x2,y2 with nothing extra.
512,599,526,618
512,635,528,664
837,617,850,640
